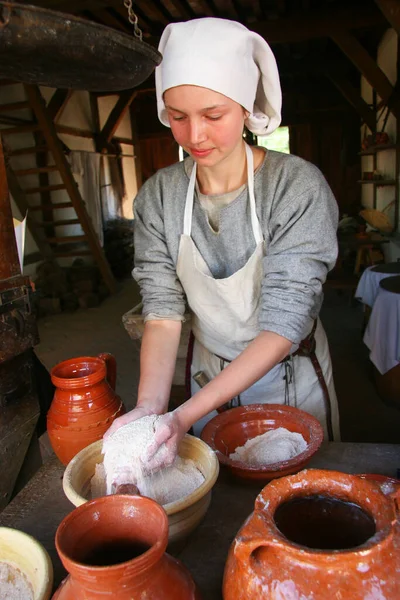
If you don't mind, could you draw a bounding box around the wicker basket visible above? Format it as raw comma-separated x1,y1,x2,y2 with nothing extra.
359,208,394,234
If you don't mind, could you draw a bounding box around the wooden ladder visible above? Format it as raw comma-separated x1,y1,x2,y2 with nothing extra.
0,83,116,294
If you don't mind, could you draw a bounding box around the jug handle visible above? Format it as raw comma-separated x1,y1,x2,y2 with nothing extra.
234,511,279,564
98,353,117,390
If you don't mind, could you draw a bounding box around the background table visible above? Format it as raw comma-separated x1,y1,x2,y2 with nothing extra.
0,442,398,599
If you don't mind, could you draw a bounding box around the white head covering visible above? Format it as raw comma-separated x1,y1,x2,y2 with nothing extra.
156,18,282,136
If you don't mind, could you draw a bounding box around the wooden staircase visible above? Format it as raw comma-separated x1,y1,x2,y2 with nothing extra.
0,83,116,293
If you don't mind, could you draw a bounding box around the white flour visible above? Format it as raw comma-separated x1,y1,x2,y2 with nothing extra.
0,562,33,600
229,427,307,467
98,415,205,504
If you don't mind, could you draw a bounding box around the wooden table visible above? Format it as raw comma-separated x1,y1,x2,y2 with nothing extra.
0,443,399,599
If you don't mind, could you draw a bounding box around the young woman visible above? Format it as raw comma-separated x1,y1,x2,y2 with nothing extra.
106,17,340,469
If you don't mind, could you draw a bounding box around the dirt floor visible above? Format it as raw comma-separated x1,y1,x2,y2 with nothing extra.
35,279,400,444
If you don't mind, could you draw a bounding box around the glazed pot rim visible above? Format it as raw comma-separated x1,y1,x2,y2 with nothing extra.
252,468,397,555
51,356,107,388
55,495,168,577
200,404,324,475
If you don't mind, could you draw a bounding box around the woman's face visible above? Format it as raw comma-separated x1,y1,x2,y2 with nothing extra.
164,85,247,167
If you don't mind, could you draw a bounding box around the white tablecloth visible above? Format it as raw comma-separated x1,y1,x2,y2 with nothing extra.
355,266,399,307
364,287,400,374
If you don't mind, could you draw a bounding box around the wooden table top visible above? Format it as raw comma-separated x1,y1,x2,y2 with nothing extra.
0,442,398,599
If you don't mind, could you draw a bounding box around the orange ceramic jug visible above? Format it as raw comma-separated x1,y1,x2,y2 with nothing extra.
223,469,400,599
47,353,125,465
52,495,202,599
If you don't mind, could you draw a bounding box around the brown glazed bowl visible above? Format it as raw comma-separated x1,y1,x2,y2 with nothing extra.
200,404,324,482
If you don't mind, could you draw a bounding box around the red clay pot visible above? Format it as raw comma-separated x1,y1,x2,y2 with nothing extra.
223,469,400,599
47,353,125,465
201,404,323,482
52,495,202,599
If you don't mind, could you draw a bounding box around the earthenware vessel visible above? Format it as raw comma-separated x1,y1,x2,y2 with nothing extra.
201,404,323,482
0,527,53,599
52,495,202,599
62,435,219,543
47,353,125,464
223,468,400,599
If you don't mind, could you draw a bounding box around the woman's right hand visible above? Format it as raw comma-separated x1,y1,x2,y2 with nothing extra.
103,405,156,440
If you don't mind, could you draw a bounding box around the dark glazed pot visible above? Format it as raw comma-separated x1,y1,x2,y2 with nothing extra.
223,469,400,599
52,495,202,599
47,353,125,464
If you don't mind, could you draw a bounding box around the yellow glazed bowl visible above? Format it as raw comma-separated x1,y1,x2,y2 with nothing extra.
0,527,53,600
63,434,219,543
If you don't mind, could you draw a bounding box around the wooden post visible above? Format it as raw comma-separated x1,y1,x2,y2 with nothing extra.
129,104,143,190
0,137,21,279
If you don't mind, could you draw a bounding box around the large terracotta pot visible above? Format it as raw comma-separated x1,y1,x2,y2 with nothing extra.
52,495,202,599
223,469,400,599
47,353,125,465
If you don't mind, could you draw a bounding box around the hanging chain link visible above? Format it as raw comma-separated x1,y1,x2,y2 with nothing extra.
123,0,143,41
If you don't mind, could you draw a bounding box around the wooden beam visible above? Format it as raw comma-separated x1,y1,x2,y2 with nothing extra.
330,28,400,119
375,0,400,36
251,6,386,43
212,0,239,18
135,0,170,25
191,0,215,16
83,8,131,33
0,136,20,279
167,0,195,19
5,165,54,260
129,104,142,190
325,73,376,131
0,102,29,113
99,90,137,146
24,84,116,294
46,89,73,123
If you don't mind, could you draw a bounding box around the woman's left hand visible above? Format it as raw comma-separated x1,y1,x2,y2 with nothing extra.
143,411,187,472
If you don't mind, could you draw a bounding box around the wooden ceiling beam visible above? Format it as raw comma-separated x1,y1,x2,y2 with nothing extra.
251,6,386,43
330,28,400,119
136,0,171,26
84,8,131,33
326,72,376,131
212,0,239,18
112,5,156,36
191,0,216,16
374,0,400,36
167,0,195,19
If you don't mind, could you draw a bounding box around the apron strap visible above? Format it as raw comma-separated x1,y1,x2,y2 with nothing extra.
245,144,263,245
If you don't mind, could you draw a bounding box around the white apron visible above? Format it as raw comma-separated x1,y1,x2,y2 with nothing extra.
176,145,340,440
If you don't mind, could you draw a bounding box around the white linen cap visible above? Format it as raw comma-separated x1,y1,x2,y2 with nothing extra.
156,17,282,136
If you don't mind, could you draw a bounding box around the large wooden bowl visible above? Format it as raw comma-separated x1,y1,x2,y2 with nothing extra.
63,434,219,543
200,404,323,482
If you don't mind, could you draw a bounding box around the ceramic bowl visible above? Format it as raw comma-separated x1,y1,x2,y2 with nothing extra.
0,527,53,599
63,434,219,543
200,404,324,482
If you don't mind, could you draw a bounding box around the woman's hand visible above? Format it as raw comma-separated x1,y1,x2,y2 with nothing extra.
143,410,188,472
103,406,156,440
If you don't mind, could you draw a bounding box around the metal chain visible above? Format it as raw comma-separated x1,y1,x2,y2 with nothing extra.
123,0,143,41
